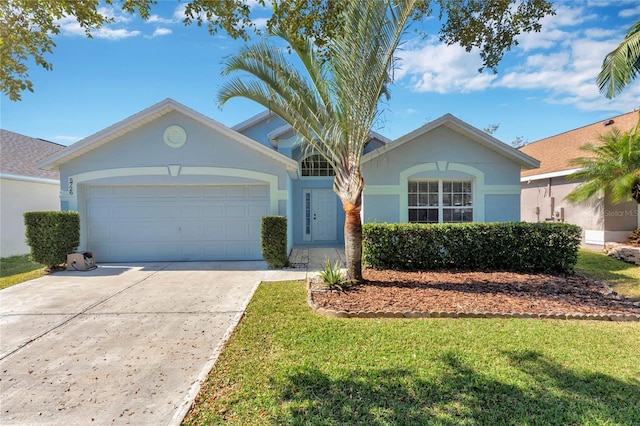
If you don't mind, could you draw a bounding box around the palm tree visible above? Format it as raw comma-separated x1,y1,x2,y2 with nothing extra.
597,18,640,99
566,129,640,205
217,1,417,282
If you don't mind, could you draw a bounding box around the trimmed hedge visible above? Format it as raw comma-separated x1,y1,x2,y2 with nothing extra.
24,211,80,269
363,222,582,274
261,216,289,268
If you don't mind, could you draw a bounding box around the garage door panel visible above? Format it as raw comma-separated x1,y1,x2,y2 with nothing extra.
249,185,268,197
249,204,269,217
112,186,134,197
86,184,269,261
181,206,201,218
156,186,179,197
181,186,202,198
226,205,247,218
203,206,225,218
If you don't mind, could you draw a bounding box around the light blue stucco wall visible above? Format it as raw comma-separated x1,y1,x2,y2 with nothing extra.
59,111,291,192
485,194,521,222
361,125,522,223
236,115,288,148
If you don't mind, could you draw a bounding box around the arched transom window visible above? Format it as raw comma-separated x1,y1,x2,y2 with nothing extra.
301,154,335,177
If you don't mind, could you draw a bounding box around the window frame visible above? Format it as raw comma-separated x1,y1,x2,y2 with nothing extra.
408,179,474,224
300,153,335,178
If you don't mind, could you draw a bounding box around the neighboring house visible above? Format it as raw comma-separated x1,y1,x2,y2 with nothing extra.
1,130,65,257
519,111,639,245
38,99,539,262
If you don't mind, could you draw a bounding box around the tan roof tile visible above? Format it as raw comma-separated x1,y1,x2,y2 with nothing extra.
0,129,65,180
520,111,639,178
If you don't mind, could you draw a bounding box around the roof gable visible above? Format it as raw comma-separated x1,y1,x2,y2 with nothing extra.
38,99,297,171
520,110,639,179
363,113,539,169
0,130,64,180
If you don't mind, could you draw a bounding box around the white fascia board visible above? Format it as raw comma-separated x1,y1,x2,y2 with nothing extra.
520,168,582,182
0,173,59,185
231,110,276,132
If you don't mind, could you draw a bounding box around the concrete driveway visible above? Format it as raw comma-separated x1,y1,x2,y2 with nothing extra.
0,261,305,425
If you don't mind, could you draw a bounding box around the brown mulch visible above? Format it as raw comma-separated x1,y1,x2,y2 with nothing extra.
310,269,640,317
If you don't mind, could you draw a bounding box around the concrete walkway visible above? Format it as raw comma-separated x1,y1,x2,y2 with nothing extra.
0,261,305,425
288,246,346,270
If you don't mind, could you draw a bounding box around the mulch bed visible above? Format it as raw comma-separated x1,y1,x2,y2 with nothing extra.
309,269,640,320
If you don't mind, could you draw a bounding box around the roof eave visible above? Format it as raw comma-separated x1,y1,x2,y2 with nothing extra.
38,99,298,172
363,114,540,169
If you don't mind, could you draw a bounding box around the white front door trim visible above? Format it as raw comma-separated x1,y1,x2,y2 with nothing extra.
302,188,338,241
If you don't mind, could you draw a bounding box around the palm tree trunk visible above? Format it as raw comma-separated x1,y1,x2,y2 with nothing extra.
335,170,364,282
343,202,363,282
632,177,640,204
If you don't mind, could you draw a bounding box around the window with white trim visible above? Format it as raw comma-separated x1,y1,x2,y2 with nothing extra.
408,180,473,223
301,154,335,177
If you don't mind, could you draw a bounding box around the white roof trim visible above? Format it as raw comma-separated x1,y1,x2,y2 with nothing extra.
38,99,297,171
362,113,540,169
369,131,392,144
0,173,59,185
267,124,297,148
231,110,277,132
521,168,582,182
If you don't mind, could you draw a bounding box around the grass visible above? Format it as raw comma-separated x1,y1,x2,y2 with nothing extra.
184,280,640,425
576,249,640,300
0,255,46,290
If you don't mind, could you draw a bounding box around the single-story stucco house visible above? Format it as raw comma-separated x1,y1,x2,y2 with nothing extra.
519,111,640,245
1,130,66,257
38,99,539,262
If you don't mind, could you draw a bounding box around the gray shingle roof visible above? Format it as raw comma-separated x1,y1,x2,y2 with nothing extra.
0,129,65,180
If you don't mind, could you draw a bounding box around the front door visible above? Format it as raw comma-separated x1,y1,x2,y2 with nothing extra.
310,189,337,241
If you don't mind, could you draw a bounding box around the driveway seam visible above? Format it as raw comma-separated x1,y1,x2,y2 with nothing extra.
0,263,173,361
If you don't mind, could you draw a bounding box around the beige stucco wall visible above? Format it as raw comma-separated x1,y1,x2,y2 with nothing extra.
521,175,638,244
0,177,60,257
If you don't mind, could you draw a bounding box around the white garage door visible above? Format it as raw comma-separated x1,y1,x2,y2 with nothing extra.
86,184,269,262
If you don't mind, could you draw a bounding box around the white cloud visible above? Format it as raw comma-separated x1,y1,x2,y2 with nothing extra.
94,27,140,40
56,6,141,40
148,14,176,24
252,17,268,30
619,4,640,18
397,3,638,116
397,40,496,94
151,27,172,37
173,4,188,20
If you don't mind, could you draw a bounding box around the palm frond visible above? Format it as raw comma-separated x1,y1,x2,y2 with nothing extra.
597,18,640,99
566,129,640,204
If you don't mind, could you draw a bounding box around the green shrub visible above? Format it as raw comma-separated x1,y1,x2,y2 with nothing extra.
261,216,290,268
24,211,80,270
629,228,640,244
363,222,581,274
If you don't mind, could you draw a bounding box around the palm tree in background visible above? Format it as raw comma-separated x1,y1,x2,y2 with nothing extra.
566,129,640,205
217,1,417,281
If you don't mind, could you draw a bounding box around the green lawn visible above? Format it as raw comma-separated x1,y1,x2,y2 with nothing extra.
0,255,46,290
576,249,640,300
184,279,640,425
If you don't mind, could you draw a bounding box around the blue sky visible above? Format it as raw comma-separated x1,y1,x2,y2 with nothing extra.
1,0,638,147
